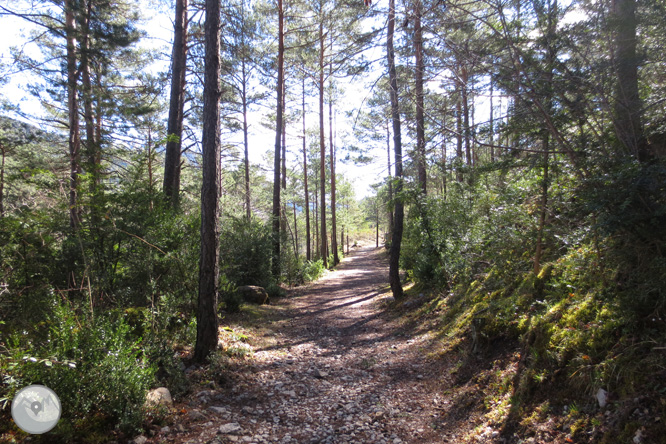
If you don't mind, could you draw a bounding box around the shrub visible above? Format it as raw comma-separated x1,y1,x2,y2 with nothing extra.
302,259,326,283
219,274,241,313
219,217,272,288
0,303,155,437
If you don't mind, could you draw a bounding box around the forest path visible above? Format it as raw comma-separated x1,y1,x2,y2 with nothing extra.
168,246,460,444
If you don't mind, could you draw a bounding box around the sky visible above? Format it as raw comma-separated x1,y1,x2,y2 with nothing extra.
0,0,388,200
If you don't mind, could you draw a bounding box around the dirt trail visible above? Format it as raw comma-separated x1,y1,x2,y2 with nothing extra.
168,246,459,444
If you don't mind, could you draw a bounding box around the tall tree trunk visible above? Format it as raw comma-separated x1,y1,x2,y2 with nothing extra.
81,1,98,190
148,128,154,210
490,78,495,162
413,0,426,194
272,0,285,277
534,134,549,274
386,119,394,235
387,0,404,299
534,0,556,274
65,0,81,229
461,67,471,168
455,94,463,183
194,0,222,363
611,0,647,160
441,141,447,196
318,20,328,267
163,0,189,208
376,205,379,248
302,77,311,261
293,201,299,259
0,143,5,217
242,57,251,218
280,79,287,236
314,171,319,258
281,78,287,191
240,0,251,218
329,79,339,265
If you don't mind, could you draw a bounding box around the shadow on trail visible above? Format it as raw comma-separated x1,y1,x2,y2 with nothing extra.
214,246,464,443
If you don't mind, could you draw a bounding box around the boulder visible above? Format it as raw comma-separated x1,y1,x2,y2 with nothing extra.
237,285,270,305
145,387,173,408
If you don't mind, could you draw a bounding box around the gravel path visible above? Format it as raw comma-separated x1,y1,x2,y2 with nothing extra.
165,246,457,444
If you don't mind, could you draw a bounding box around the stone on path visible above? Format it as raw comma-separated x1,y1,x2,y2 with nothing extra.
218,422,242,434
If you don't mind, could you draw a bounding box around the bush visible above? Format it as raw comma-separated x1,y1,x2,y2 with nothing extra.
0,303,156,437
302,259,326,283
265,282,287,300
218,274,241,313
219,217,272,288
278,254,327,287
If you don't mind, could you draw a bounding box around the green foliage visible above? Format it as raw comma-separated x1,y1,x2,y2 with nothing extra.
219,274,241,313
302,259,326,283
1,304,155,437
399,148,666,440
219,216,273,288
265,282,287,300
281,254,326,286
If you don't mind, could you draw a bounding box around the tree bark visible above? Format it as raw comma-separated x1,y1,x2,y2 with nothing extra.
302,77,311,261
413,0,426,194
242,56,251,218
281,79,287,191
461,67,471,168
293,201,299,258
319,20,328,267
386,119,394,236
387,0,404,299
376,205,379,248
0,143,5,217
65,0,81,230
489,77,495,162
81,0,98,189
271,0,284,277
611,0,647,161
194,0,222,363
314,171,319,258
329,81,339,265
455,94,463,183
163,0,189,208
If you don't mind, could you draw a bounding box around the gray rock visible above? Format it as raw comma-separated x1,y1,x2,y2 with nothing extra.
597,388,608,409
145,387,173,408
237,285,270,305
219,422,242,434
208,406,229,414
188,409,206,421
132,436,148,444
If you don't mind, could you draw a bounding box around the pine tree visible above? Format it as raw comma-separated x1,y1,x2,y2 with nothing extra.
163,0,189,208
195,0,222,363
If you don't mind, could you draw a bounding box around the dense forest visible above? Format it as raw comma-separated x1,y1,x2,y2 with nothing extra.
0,0,665,441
